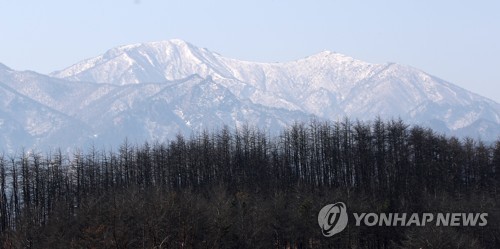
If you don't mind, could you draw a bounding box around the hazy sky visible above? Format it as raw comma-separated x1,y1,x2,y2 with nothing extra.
1,0,499,102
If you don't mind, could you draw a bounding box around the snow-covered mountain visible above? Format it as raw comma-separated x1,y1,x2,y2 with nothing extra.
52,40,500,136
0,63,308,152
0,40,499,151
0,66,93,152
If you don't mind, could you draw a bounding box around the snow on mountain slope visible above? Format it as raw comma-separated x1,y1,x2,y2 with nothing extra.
0,67,114,115
0,39,498,151
0,80,93,152
51,39,234,84
75,75,310,147
0,66,309,151
51,41,385,113
52,39,500,140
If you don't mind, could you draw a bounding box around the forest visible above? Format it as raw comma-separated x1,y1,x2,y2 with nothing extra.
0,118,499,248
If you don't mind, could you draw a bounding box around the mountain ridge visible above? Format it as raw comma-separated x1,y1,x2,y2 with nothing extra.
48,39,500,138
0,39,499,151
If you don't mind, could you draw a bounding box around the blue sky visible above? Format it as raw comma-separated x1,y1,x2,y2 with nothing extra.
1,0,499,102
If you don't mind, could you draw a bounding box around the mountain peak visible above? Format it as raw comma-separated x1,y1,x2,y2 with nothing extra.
303,50,360,64
316,50,335,56
128,39,192,50
101,39,196,58
165,38,191,46
51,39,226,84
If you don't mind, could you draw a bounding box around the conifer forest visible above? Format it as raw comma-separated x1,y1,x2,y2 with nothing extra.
0,119,499,248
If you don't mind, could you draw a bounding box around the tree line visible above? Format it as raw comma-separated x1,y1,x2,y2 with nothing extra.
0,118,499,248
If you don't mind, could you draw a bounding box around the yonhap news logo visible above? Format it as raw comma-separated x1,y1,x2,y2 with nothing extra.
317,202,348,237
318,202,488,237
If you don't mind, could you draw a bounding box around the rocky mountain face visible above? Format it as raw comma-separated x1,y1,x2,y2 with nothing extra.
0,40,499,152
